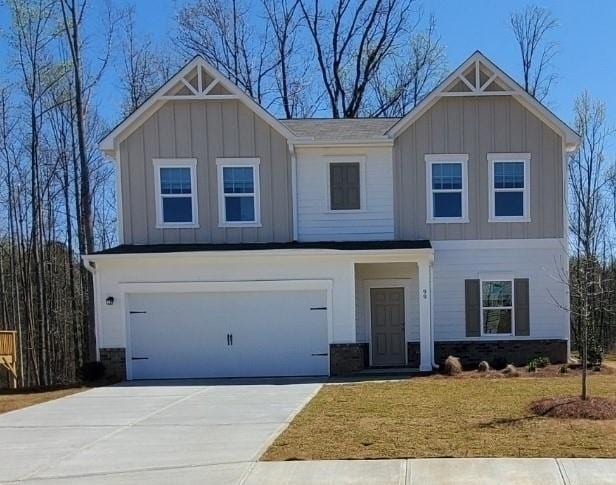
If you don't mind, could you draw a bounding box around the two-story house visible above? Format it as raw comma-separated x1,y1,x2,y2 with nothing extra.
86,51,580,380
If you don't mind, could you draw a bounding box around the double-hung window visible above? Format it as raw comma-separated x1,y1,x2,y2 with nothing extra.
154,159,198,227
217,158,261,226
426,154,469,223
481,280,513,335
488,153,530,222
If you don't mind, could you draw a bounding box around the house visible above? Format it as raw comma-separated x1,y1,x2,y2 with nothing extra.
85,51,580,380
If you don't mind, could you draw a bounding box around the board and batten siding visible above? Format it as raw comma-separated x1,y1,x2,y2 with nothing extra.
119,100,293,244
296,146,394,241
393,96,564,240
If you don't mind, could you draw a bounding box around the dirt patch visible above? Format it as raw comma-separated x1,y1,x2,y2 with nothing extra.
530,396,616,420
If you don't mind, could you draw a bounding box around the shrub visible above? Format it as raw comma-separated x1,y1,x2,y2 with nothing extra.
559,364,569,374
79,361,106,382
535,356,551,368
528,360,537,373
491,357,507,370
443,355,462,376
477,361,490,372
502,364,519,377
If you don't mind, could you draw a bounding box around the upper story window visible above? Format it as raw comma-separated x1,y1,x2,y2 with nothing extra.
217,158,261,226
153,159,198,228
488,153,530,222
481,280,513,336
425,154,469,223
329,161,361,211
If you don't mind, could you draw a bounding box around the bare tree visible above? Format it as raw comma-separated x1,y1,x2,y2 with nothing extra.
118,4,165,116
299,0,417,118
369,15,446,117
175,0,277,105
59,0,116,359
568,91,615,399
510,5,558,101
262,0,316,118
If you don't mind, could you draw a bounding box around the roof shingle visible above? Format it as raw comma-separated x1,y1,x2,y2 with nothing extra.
280,118,399,141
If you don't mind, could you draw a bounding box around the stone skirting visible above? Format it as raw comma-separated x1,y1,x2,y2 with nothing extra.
434,339,568,368
407,342,420,368
329,343,368,376
99,347,126,380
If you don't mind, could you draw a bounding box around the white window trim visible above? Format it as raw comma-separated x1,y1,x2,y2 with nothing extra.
324,155,367,213
488,153,531,223
425,154,469,224
216,158,261,227
153,158,199,229
480,278,514,337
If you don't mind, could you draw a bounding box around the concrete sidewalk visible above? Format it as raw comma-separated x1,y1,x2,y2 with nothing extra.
242,458,616,485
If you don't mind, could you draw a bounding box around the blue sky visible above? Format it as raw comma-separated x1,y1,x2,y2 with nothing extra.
124,0,615,129
1,0,615,131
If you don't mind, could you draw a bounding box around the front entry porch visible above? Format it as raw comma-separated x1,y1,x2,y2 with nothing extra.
329,251,434,376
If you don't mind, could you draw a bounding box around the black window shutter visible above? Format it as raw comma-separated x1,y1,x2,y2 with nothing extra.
514,278,530,336
465,279,481,337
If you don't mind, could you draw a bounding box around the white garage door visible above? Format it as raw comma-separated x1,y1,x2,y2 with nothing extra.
127,289,329,379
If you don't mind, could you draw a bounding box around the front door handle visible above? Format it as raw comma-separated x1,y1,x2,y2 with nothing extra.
230,333,233,346
226,333,230,345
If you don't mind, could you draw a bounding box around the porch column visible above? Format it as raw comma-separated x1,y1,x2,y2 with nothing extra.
418,260,433,371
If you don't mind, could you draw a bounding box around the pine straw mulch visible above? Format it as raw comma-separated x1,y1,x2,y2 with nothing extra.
530,395,616,420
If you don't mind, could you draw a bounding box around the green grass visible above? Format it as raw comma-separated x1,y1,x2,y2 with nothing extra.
263,374,616,460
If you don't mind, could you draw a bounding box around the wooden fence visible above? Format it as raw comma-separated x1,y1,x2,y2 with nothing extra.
0,331,17,388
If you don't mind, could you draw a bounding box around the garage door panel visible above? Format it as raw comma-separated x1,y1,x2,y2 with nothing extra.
128,289,328,379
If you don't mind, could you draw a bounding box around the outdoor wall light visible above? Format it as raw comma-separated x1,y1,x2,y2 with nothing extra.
105,296,115,306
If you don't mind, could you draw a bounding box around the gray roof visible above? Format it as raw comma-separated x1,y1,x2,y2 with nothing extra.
280,118,399,141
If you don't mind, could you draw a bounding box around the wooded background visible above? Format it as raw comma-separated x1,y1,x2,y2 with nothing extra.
0,0,614,388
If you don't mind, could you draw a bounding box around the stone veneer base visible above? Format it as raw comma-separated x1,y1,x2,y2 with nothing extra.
434,339,568,368
329,343,369,376
99,347,127,380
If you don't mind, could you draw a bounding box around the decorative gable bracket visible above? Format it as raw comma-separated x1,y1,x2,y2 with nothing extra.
441,58,517,97
160,63,239,101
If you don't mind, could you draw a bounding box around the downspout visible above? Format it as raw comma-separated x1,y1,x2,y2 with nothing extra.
83,259,101,361
288,142,299,241
430,260,439,369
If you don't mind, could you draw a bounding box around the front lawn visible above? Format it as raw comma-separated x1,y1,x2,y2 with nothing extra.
0,387,84,414
263,374,616,460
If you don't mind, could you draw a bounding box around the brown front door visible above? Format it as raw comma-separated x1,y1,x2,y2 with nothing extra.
370,287,406,366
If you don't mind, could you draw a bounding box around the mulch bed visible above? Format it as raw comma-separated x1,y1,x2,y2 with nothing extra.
436,363,615,379
529,396,616,420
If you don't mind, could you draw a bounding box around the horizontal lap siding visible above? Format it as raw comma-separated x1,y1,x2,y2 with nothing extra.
393,96,564,240
432,241,569,341
297,147,394,241
119,100,292,244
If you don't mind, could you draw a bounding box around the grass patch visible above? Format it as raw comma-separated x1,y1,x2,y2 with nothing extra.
0,387,85,414
263,375,616,460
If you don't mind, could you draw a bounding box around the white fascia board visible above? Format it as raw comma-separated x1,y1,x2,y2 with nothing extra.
291,138,394,148
83,247,434,263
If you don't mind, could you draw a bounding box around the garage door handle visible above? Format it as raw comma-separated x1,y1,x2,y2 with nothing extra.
230,333,233,346
131,357,149,360
311,353,328,356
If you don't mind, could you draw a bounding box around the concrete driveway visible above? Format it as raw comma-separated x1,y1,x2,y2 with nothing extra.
1,379,322,484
